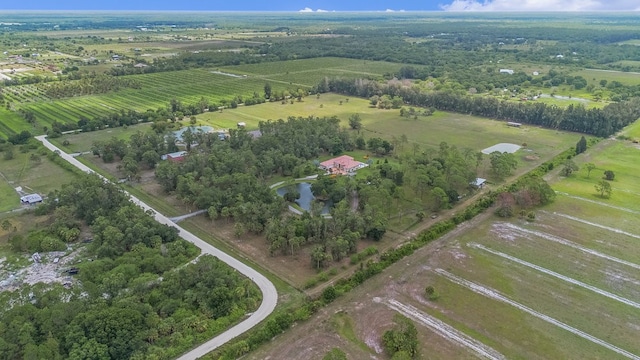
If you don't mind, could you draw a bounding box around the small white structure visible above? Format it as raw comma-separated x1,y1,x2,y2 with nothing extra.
472,178,487,188
21,194,43,205
507,121,522,127
532,71,539,76
499,69,514,75
556,54,564,59
237,122,246,128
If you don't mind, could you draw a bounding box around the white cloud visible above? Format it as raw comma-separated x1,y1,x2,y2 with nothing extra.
299,7,329,12
441,0,640,11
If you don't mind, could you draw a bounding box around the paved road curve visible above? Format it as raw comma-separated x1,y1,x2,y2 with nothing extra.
35,136,278,360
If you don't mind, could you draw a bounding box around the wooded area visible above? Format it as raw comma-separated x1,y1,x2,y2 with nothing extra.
0,175,260,359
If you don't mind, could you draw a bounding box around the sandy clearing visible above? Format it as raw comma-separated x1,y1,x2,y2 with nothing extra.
470,243,640,309
497,223,640,271
385,299,505,360
551,212,640,240
435,268,640,360
481,143,521,155
555,192,640,215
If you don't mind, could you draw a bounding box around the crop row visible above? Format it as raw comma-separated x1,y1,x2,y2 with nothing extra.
15,71,294,126
0,108,31,137
220,57,369,76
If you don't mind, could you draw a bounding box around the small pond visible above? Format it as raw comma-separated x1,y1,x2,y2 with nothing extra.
540,93,591,103
276,182,331,215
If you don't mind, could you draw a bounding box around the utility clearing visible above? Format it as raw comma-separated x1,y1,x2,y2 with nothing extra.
435,269,640,360
495,222,640,271
469,243,640,309
385,298,506,360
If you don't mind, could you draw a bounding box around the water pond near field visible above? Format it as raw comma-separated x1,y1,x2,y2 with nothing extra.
276,182,331,214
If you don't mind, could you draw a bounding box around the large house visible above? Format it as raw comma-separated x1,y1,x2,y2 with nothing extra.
319,155,367,175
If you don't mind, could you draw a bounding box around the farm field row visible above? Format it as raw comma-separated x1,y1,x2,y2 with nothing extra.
14,69,296,126
0,108,33,138
220,57,402,77
245,127,640,359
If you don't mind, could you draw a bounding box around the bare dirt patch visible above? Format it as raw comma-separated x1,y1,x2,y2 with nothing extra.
0,247,84,292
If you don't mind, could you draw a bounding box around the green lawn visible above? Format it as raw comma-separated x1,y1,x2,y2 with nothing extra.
554,140,640,212
574,68,640,86
0,178,19,213
50,123,154,153
0,146,78,211
621,117,640,139
197,93,580,158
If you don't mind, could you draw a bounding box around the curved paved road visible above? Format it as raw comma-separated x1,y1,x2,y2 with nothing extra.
35,136,278,359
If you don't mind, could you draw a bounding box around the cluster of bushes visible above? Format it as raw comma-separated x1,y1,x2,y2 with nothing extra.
303,268,338,289
349,246,378,265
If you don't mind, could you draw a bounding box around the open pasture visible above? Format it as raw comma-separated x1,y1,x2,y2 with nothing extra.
574,68,640,86
197,93,580,162
553,139,640,212
0,148,77,211
49,123,153,154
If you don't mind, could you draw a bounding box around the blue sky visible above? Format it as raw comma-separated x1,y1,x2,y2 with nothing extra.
3,0,440,11
4,0,640,11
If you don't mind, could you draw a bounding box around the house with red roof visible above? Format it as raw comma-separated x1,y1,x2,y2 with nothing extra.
319,155,367,175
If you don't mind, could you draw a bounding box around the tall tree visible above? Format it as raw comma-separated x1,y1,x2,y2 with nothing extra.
264,82,272,99
584,163,596,178
576,136,587,154
595,180,612,198
348,113,362,132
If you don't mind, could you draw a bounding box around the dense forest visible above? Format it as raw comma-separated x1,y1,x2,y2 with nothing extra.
0,175,260,360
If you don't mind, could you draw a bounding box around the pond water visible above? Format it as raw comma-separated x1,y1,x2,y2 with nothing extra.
540,93,591,103
276,182,331,214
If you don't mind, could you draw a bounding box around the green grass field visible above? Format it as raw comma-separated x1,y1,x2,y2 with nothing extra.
412,132,640,358
50,123,154,153
553,140,640,211
0,178,19,213
0,147,78,212
9,58,402,129
197,93,580,159
0,108,35,138
574,68,640,86
221,57,402,87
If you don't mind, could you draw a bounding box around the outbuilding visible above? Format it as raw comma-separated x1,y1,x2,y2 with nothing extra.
20,194,43,205
472,178,487,189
